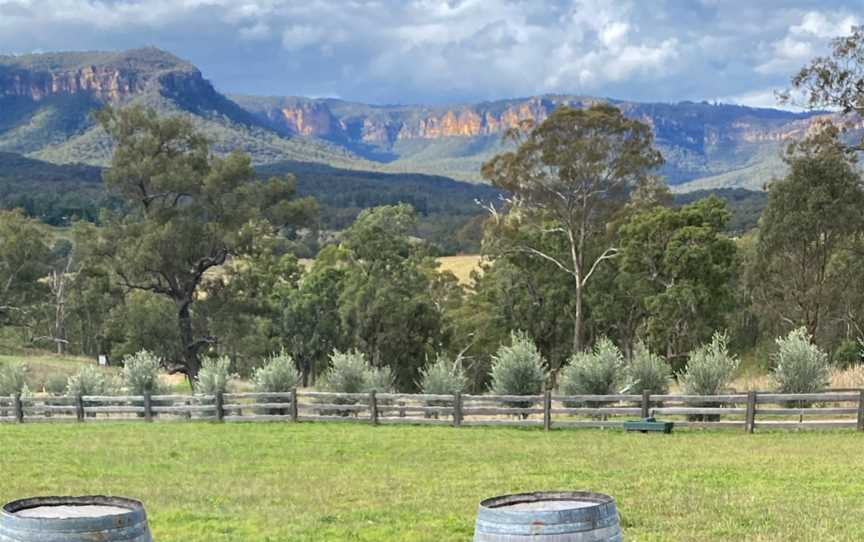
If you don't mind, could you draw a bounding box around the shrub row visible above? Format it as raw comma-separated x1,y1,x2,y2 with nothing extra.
0,327,838,399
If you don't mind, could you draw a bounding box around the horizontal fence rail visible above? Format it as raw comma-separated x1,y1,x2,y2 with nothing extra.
0,389,863,432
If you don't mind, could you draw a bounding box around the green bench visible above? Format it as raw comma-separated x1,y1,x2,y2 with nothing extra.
623,417,674,433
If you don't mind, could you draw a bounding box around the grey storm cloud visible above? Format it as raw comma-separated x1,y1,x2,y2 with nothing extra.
0,0,860,106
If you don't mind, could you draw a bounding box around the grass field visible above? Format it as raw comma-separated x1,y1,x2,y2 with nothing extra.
304,254,483,285
1,423,862,541
0,352,116,391
438,254,482,285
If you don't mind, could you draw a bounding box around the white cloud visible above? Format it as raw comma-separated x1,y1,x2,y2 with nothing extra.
719,88,785,109
239,22,270,41
281,25,326,51
791,11,858,39
757,10,858,75
0,0,859,105
600,22,630,50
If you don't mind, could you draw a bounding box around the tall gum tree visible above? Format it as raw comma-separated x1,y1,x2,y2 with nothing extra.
754,124,864,340
481,104,663,353
96,106,316,381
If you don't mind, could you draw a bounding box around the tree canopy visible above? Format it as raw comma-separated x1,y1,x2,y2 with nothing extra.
95,106,317,379
754,124,864,340
482,103,663,352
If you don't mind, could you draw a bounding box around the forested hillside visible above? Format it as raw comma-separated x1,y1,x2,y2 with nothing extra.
0,46,853,193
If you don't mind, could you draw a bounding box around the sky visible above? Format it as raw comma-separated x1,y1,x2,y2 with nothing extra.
0,0,860,107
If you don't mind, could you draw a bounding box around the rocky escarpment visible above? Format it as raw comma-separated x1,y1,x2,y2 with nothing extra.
241,97,570,144
0,47,849,191
0,65,144,102
0,48,211,105
236,94,827,153
0,48,265,146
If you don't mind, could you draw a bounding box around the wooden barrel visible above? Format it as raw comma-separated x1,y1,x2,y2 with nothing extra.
474,491,621,541
0,496,152,542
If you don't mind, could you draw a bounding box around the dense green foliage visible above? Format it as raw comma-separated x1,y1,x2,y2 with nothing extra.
94,106,317,380
0,210,52,326
6,36,864,396
482,104,663,352
0,151,496,255
673,188,767,233
0,152,109,226
327,205,455,391
753,125,864,343
617,196,737,364
259,161,499,254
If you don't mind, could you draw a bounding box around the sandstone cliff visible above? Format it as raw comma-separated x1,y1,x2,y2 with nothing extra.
236,94,831,154
0,47,207,105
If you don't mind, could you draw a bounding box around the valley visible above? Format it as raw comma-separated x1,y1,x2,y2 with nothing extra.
0,46,850,195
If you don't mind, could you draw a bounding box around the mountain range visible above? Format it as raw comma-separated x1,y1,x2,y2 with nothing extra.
0,48,861,190
1,47,856,194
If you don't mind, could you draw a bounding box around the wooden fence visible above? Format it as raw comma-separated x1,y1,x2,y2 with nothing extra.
1,390,863,432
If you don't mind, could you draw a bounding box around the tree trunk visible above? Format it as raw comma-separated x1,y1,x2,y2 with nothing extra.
573,281,584,353
177,300,201,383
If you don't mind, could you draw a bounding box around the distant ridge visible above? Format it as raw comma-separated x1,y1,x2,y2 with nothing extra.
0,46,854,191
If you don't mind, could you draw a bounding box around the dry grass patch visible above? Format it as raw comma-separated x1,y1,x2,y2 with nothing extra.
437,255,482,285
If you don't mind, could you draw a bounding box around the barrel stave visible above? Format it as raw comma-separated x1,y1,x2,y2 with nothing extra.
0,496,152,542
474,491,621,542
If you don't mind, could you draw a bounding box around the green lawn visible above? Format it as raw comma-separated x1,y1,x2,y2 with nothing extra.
0,423,862,541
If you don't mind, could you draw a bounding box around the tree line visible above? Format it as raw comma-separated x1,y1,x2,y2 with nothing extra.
3,28,864,392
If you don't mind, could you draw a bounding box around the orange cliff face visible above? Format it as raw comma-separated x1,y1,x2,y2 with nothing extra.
275,102,345,137
252,95,845,151
269,97,558,143
0,66,145,102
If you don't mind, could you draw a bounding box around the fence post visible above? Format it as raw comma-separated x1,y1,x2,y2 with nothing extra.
398,400,406,418
13,393,23,423
745,390,757,434
75,394,84,422
370,390,379,426
453,392,462,427
290,388,299,422
143,392,153,422
641,390,651,419
215,391,224,422
857,389,864,433
543,389,552,432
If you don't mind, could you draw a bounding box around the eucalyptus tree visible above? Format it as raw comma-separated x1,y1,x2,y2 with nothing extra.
0,209,51,328
481,104,663,351
335,204,453,391
96,106,316,381
754,125,864,340
618,196,737,364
